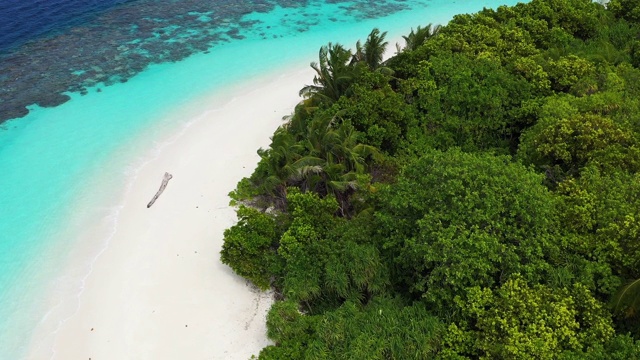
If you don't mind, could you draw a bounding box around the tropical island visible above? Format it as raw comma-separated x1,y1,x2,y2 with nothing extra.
221,0,640,358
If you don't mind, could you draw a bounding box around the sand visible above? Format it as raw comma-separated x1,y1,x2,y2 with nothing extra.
25,32,414,359
29,64,314,360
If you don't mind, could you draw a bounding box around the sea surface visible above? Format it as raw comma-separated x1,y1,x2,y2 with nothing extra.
0,0,523,358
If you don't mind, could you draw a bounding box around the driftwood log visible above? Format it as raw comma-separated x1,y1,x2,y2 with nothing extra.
147,172,173,208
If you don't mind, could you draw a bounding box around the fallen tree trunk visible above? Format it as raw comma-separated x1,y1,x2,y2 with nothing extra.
147,172,173,208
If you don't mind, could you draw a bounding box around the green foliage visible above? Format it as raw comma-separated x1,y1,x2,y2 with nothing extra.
376,149,557,313
222,1,640,357
400,24,442,52
512,56,552,94
232,127,298,209
608,0,640,23
598,19,639,52
278,190,339,301
261,298,446,360
583,334,640,359
220,206,284,289
441,12,537,61
557,168,640,277
397,53,534,152
232,109,381,213
278,190,389,305
261,300,318,359
311,299,445,359
546,55,597,94
453,276,615,359
612,278,640,318
518,109,640,177
519,0,604,40
338,70,414,153
300,43,354,105
352,28,389,70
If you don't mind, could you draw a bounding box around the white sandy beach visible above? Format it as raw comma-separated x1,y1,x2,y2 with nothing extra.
23,30,413,359
28,65,314,360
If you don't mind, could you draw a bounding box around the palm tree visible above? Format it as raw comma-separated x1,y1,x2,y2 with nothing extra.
282,104,314,139
352,28,389,70
255,127,302,209
612,278,640,318
290,114,380,216
290,114,341,193
299,43,353,105
399,23,442,52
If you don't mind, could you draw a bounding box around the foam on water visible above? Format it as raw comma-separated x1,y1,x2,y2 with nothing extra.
0,0,523,358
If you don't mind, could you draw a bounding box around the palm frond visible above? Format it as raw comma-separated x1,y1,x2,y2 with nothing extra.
296,165,324,178
292,156,325,168
401,23,441,52
328,179,359,193
612,278,640,317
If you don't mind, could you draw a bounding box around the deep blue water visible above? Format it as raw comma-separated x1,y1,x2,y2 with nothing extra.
0,0,132,53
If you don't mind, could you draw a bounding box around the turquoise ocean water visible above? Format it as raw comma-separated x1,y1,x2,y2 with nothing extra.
0,0,523,358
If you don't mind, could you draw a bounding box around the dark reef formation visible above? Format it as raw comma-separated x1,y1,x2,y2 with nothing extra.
0,0,415,124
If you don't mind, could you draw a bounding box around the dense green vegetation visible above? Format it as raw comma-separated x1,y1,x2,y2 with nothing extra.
221,0,640,357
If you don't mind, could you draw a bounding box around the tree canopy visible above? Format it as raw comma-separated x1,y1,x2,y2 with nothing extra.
222,0,640,357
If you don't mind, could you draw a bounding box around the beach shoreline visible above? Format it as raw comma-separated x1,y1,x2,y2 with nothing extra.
22,23,444,360
23,31,418,360
27,63,314,360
